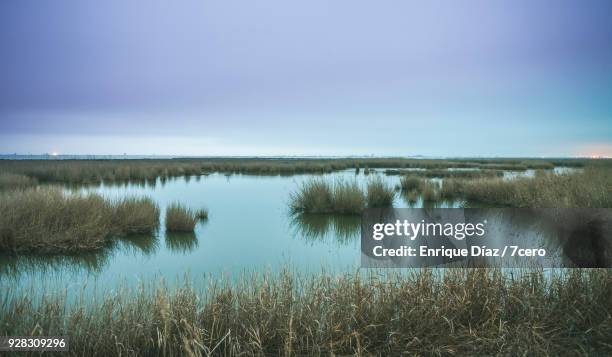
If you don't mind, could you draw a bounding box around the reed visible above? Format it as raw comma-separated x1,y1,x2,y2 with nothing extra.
0,158,601,184
0,188,163,254
290,179,333,214
331,181,366,214
387,169,504,178
399,175,423,191
1,268,610,356
0,173,38,190
421,180,440,201
194,208,209,220
112,197,160,234
165,203,197,232
0,188,113,254
440,168,612,207
366,177,395,207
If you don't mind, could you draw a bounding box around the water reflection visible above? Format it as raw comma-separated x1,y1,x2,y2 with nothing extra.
0,233,161,280
290,213,360,245
0,249,112,278
165,232,199,254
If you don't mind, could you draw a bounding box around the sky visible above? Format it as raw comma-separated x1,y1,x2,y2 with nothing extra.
1,0,611,157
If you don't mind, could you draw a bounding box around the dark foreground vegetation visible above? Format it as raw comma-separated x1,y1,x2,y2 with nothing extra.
0,157,596,185
2,268,611,356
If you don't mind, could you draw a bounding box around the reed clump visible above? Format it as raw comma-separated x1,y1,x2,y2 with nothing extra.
440,168,612,207
332,181,366,214
165,204,197,232
290,179,334,214
399,175,423,191
0,188,113,254
291,179,394,214
366,177,395,207
2,268,611,356
0,188,162,254
0,173,38,190
194,208,209,220
112,197,160,234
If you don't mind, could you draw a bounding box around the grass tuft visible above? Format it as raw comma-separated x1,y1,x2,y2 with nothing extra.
112,197,160,234
366,177,395,207
194,208,209,220
165,203,197,232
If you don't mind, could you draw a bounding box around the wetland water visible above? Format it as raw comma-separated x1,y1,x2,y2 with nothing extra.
0,168,576,296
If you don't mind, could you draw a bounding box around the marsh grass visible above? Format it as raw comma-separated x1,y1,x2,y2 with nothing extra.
290,179,333,214
332,181,366,214
194,208,209,220
440,168,612,207
0,158,600,184
0,173,38,190
366,177,395,207
399,175,423,191
291,179,393,214
165,204,197,232
421,180,440,201
0,188,113,254
1,268,611,356
0,188,162,254
112,197,160,234
388,169,504,178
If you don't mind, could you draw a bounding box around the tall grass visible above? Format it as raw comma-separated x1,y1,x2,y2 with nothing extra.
0,188,113,254
332,181,366,214
290,179,394,214
290,179,333,214
0,188,160,254
165,203,197,232
388,169,504,178
399,175,423,191
440,168,612,207
0,158,601,183
0,173,38,190
112,197,160,234
365,177,395,207
1,268,611,356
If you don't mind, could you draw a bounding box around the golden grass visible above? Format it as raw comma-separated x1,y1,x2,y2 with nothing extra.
0,188,160,254
1,268,611,355
165,203,197,232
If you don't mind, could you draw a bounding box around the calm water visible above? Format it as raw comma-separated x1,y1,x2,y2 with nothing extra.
0,168,578,296
0,171,425,294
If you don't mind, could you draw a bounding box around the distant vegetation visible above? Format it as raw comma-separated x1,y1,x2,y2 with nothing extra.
386,168,504,178
2,268,611,356
439,168,612,208
290,178,394,214
0,188,160,254
0,157,596,184
0,173,38,190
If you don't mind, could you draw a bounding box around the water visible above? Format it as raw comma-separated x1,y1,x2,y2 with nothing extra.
0,171,419,295
0,167,583,297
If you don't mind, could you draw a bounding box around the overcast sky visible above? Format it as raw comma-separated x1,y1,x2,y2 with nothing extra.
1,0,611,156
